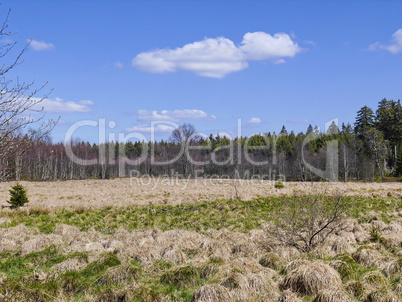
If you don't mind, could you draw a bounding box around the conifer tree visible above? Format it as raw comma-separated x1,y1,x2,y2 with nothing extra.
7,183,29,208
354,106,375,134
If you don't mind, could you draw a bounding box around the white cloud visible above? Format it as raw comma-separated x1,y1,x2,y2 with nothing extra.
287,119,311,124
114,61,124,68
248,117,262,124
132,31,302,78
369,29,402,54
32,97,94,113
126,124,175,133
137,109,216,122
303,40,316,46
239,32,301,60
28,39,55,51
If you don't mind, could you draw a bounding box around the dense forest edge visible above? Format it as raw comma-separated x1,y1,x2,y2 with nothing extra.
1,98,401,182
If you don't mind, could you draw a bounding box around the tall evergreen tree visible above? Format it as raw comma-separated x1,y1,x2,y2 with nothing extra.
280,125,288,136
354,106,375,134
376,98,394,141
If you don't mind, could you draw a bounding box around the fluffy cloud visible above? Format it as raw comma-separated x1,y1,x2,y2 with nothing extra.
369,29,402,54
132,31,302,78
28,39,55,51
126,124,175,133
32,97,94,113
248,117,262,124
137,109,216,122
239,32,301,60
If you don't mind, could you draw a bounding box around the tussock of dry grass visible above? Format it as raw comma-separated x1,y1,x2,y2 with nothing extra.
259,252,286,270
194,284,233,302
52,258,87,275
98,263,140,286
0,238,17,252
395,280,402,296
54,224,81,243
20,234,62,255
312,287,353,302
283,259,311,274
361,271,389,288
353,247,385,268
247,271,279,300
161,245,187,264
278,289,302,302
345,280,370,300
281,261,342,296
221,272,249,291
366,287,401,302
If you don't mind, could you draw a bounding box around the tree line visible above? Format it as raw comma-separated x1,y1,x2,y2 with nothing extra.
1,98,400,182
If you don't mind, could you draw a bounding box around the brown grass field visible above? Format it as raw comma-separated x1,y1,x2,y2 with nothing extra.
0,178,401,210
0,179,401,301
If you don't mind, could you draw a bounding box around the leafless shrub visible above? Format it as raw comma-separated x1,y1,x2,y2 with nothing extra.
271,194,350,252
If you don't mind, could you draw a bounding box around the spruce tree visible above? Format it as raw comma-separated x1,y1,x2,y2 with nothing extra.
355,106,375,134
7,183,29,208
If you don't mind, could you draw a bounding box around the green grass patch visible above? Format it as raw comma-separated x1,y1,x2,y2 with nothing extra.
0,195,401,235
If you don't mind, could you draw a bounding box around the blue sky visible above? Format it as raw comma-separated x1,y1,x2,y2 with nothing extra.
2,0,402,143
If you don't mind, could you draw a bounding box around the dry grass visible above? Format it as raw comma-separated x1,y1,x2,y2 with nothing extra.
353,247,385,268
313,287,353,302
98,263,140,286
278,289,302,302
194,284,232,302
281,261,343,296
0,179,401,210
366,287,401,302
0,180,401,301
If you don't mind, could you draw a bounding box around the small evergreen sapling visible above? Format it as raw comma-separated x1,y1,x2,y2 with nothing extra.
274,180,285,189
7,183,29,208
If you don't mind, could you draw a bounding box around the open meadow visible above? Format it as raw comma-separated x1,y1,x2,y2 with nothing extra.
0,180,401,301
0,179,401,210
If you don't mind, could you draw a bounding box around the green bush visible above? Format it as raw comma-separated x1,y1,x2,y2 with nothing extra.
7,183,29,208
274,180,285,189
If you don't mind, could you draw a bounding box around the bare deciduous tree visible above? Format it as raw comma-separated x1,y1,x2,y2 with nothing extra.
0,10,56,180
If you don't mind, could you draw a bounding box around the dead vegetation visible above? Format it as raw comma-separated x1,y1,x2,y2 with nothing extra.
0,182,401,301
0,178,401,210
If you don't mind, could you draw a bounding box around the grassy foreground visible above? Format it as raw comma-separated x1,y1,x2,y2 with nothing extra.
0,195,401,301
1,195,401,234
